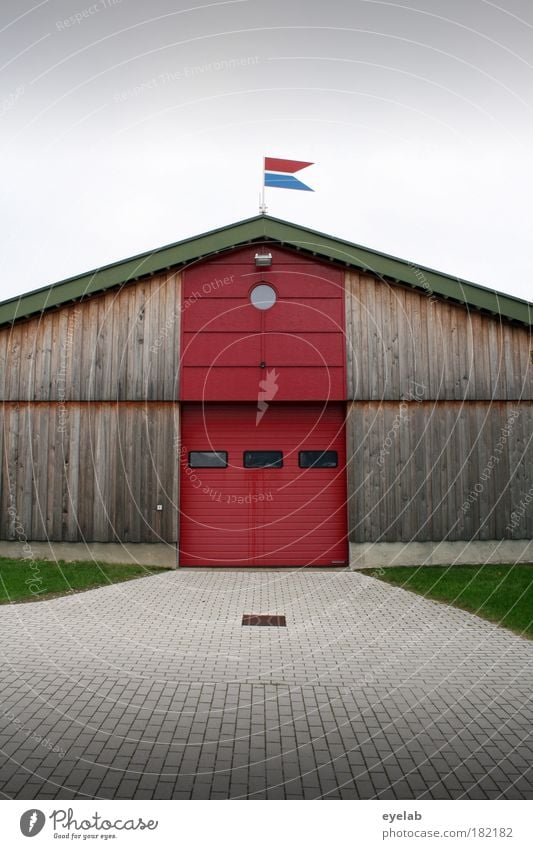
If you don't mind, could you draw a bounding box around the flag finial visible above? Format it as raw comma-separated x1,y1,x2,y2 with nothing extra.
260,157,314,212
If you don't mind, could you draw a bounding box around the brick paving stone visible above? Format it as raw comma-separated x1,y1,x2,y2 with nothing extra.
0,569,531,799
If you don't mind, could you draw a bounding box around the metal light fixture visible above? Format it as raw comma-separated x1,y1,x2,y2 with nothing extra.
254,252,272,267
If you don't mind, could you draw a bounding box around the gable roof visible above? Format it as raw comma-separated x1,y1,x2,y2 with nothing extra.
1,215,531,327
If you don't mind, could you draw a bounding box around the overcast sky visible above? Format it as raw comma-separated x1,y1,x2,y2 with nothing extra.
1,0,532,302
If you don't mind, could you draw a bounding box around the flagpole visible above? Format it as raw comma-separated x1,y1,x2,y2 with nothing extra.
259,155,267,214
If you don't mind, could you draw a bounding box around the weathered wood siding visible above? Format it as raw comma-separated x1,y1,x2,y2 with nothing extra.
0,270,181,401
347,400,533,542
0,402,179,543
1,256,531,546
345,271,533,401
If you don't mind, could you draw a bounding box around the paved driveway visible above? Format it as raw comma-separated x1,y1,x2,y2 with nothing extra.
0,569,531,799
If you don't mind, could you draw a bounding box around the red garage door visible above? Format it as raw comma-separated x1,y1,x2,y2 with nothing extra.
179,402,348,566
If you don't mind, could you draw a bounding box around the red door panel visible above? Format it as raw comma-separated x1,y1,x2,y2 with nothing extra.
184,300,261,332
246,269,343,298
182,332,261,366
264,333,345,366
184,269,343,300
180,368,268,401
181,367,345,401
264,300,344,332
179,403,348,566
184,332,343,368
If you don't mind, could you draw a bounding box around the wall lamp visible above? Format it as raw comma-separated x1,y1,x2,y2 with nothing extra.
254,252,273,267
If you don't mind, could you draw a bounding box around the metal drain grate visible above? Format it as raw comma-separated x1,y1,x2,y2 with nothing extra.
242,614,287,627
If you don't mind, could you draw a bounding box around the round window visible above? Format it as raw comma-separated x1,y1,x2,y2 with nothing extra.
250,284,277,310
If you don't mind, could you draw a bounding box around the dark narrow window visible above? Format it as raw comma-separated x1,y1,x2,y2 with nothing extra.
188,451,228,468
299,450,338,468
243,451,283,469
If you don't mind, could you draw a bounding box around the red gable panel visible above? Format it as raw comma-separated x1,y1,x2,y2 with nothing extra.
180,246,346,401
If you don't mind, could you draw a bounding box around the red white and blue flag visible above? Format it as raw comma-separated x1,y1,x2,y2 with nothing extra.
264,157,314,191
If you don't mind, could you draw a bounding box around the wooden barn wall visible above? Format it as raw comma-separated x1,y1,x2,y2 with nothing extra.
0,402,179,543
0,270,181,402
345,271,533,401
347,400,533,542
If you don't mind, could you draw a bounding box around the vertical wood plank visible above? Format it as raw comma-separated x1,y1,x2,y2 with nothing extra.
425,297,438,399
125,286,137,404
101,293,115,401
171,272,181,400
0,407,5,538
44,315,53,401
92,403,106,540
410,288,425,398
463,309,476,401
30,403,48,540
18,322,33,401
344,272,354,399
380,285,391,400
139,404,152,542
52,404,65,541
45,403,56,539
116,287,130,400
397,288,410,401
142,281,155,402
93,294,106,401
69,305,83,401
4,405,19,538
48,311,60,402
0,328,8,400
108,290,121,401
66,404,80,541
163,272,176,401
354,274,367,400
7,324,22,401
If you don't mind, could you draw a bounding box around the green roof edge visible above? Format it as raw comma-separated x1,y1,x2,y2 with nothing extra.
1,214,531,327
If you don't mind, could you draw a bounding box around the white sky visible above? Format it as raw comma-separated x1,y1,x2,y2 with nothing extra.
1,0,532,303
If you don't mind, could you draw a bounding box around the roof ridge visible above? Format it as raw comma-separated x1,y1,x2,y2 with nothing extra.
1,216,531,327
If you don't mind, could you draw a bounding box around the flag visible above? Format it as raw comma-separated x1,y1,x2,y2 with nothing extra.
264,157,314,191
